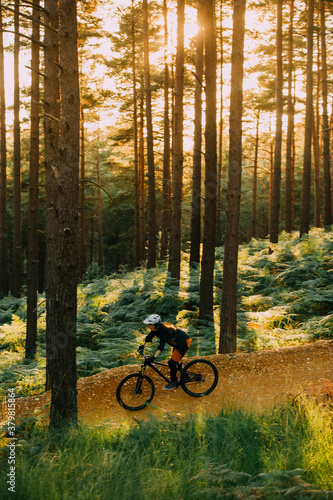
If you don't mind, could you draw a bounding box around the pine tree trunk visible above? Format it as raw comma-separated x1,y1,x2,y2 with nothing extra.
12,0,22,297
285,0,294,233
190,1,203,266
199,0,217,321
269,0,283,245
139,77,146,263
216,0,224,247
169,0,185,281
143,0,156,269
48,0,80,429
0,1,8,296
44,0,60,392
320,0,332,227
96,142,103,271
300,0,314,237
160,0,171,261
132,0,140,267
79,108,86,278
219,0,246,354
313,99,321,228
313,36,321,229
26,0,40,359
251,111,259,238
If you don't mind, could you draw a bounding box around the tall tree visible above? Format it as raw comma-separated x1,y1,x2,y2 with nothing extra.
0,0,8,296
190,1,204,266
219,0,246,354
251,110,260,238
313,35,321,229
139,75,146,263
47,0,80,429
12,0,23,297
143,0,156,269
285,0,295,233
79,106,86,277
169,0,185,281
132,0,140,267
216,0,224,247
320,0,332,227
44,0,60,391
300,0,314,237
269,0,283,245
160,0,171,261
26,0,41,359
96,138,103,271
199,0,217,321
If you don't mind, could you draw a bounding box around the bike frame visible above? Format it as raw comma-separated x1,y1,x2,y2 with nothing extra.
140,359,171,384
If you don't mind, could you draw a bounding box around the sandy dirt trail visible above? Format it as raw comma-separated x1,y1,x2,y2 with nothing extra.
2,340,333,427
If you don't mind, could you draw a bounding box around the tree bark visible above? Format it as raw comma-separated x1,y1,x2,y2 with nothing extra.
219,0,246,354
269,0,283,245
132,0,140,267
79,108,86,277
313,32,321,229
169,0,185,281
26,0,40,359
285,0,294,233
216,0,224,247
300,0,314,237
47,0,80,429
44,0,60,392
190,1,204,266
199,0,217,321
320,0,332,227
251,111,259,238
139,75,146,263
96,139,103,272
143,0,156,269
0,0,8,296
160,0,171,262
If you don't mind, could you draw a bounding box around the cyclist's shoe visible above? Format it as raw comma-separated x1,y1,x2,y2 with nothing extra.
163,381,178,390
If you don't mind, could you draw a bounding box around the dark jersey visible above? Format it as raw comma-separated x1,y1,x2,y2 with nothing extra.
145,323,190,355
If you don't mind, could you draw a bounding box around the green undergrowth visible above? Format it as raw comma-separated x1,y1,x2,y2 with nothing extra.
0,399,333,499
1,228,333,398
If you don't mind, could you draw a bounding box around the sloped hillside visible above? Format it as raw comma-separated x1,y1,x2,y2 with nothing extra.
5,339,333,427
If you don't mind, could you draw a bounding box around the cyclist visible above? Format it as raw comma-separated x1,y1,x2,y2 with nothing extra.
138,314,192,389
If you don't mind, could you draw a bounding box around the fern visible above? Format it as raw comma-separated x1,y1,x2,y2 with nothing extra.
1,228,333,391
192,464,332,499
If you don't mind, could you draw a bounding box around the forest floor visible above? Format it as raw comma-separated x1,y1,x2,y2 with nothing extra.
2,339,333,428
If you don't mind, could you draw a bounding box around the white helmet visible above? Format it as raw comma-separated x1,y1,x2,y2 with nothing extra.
143,314,161,326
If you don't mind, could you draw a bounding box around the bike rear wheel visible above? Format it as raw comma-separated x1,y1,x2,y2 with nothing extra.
116,373,155,411
180,359,218,397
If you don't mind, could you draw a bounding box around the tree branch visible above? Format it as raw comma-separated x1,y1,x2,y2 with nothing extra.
80,179,122,210
2,29,46,48
2,5,58,32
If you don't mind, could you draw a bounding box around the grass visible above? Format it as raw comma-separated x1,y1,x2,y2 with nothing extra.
0,399,332,499
1,228,333,398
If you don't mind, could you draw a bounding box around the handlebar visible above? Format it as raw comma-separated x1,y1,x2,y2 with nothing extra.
140,352,167,367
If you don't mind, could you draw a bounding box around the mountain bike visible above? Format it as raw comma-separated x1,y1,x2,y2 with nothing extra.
116,354,219,411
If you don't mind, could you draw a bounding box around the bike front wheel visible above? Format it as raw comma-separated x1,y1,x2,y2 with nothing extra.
116,373,155,411
180,359,218,397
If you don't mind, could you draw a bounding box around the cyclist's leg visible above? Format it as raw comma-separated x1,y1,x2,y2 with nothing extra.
165,339,192,389
171,338,192,369
168,355,179,381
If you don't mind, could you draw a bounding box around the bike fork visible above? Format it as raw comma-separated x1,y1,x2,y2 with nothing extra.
135,366,145,393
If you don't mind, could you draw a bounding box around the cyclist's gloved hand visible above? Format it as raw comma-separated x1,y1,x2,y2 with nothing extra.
138,345,144,354
147,356,156,363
